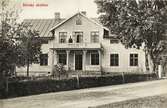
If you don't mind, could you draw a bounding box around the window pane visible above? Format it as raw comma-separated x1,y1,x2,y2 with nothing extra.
130,54,138,66
91,31,99,43
91,53,99,65
40,54,48,66
59,54,66,65
76,19,82,25
134,54,138,58
134,59,138,66
75,32,83,43
59,32,67,43
41,39,48,44
110,54,119,66
110,39,119,44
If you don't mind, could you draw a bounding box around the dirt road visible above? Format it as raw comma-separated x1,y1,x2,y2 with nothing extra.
1,79,167,108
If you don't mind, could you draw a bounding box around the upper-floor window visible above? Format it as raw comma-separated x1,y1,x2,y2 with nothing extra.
130,54,138,66
59,32,67,43
110,54,119,66
91,31,99,43
91,52,99,65
68,36,73,43
74,32,83,43
40,54,48,66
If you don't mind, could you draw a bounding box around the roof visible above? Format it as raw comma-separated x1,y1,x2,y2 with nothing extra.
23,18,65,38
50,12,109,31
22,12,109,38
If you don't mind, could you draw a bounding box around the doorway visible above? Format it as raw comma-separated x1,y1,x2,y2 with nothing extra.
75,54,82,70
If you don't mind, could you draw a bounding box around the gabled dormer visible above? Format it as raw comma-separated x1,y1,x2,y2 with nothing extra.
50,12,109,44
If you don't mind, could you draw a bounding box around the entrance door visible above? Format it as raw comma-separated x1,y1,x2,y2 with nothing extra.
75,54,82,70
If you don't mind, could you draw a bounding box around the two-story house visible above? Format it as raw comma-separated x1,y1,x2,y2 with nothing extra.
16,12,147,76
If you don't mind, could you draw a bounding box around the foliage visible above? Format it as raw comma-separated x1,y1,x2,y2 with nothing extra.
0,39,16,77
16,26,42,76
95,0,167,71
0,0,21,78
52,63,68,79
0,0,42,78
0,73,156,99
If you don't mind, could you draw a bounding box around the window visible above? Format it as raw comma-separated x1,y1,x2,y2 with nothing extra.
110,54,119,66
130,54,138,66
41,39,48,44
103,29,109,38
91,31,99,43
74,32,83,43
76,19,82,25
91,53,99,65
40,54,48,66
59,32,67,43
110,39,119,44
68,36,73,43
58,53,66,65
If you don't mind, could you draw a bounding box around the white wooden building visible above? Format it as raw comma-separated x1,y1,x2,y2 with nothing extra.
16,12,149,76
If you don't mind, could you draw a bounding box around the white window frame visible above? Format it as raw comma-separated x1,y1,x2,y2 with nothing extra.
130,53,138,66
90,52,99,65
73,32,83,43
110,54,119,66
91,31,99,43
59,32,67,43
40,54,48,66
76,18,82,25
58,52,67,65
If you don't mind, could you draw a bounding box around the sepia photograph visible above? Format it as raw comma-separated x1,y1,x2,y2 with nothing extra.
0,0,167,108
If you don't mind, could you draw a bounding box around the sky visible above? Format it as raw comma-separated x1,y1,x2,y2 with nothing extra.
14,0,99,20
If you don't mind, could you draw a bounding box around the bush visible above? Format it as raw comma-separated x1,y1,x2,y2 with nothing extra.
52,63,68,79
0,73,157,99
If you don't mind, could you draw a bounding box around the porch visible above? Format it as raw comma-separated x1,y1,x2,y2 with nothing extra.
50,44,102,73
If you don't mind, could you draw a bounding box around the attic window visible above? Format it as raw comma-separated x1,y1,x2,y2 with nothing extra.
76,19,82,25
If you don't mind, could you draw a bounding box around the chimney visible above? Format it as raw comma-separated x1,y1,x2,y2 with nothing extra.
54,12,60,20
81,11,86,16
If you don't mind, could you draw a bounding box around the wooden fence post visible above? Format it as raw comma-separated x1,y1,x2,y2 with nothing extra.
76,72,80,88
122,72,125,83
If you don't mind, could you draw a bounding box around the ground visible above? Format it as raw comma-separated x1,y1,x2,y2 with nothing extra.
1,79,167,108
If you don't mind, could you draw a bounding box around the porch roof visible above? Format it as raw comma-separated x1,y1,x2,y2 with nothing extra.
50,47,102,51
50,43,102,51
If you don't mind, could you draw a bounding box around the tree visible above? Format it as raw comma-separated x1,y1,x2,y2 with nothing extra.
0,0,22,95
0,0,20,77
0,0,42,97
0,0,42,77
95,0,167,72
17,27,42,77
